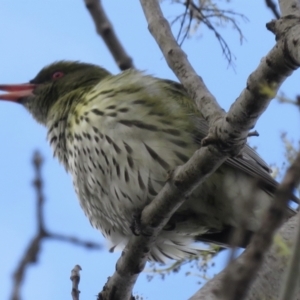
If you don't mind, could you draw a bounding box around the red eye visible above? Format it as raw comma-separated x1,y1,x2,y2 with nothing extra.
52,71,64,79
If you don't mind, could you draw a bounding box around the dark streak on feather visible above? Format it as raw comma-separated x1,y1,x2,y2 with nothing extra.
101,149,109,166
137,171,146,190
124,168,129,182
123,142,133,154
119,120,158,131
144,143,170,170
91,108,104,116
127,155,134,169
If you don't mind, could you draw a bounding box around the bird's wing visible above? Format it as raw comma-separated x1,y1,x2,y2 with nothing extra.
190,116,279,195
161,78,298,203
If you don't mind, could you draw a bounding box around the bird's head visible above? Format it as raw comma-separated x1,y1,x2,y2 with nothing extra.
0,61,111,124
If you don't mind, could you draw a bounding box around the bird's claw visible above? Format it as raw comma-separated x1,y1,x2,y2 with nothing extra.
130,212,142,236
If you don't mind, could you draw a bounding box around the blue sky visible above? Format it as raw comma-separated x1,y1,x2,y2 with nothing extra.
0,1,299,299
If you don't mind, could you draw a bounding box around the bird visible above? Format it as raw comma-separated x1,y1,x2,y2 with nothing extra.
0,61,295,263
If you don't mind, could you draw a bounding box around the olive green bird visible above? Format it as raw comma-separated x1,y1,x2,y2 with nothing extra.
0,61,295,262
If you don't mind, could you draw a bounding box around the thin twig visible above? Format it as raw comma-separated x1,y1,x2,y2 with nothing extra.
265,0,281,19
170,0,247,66
70,265,82,300
10,152,101,300
84,0,134,70
10,152,47,300
48,232,101,249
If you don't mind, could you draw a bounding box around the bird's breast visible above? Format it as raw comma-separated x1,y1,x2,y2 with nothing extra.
61,96,197,245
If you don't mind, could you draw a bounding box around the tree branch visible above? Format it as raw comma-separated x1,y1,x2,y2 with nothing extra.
10,152,47,300
84,0,134,70
10,152,101,300
279,0,300,16
140,0,300,156
70,264,82,300
140,0,223,127
171,1,247,66
98,146,227,300
190,148,300,300
265,0,281,19
279,212,300,300
189,214,300,300
219,151,300,300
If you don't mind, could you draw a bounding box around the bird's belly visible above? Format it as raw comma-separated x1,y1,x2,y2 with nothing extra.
67,139,272,250
65,124,196,248
68,150,148,247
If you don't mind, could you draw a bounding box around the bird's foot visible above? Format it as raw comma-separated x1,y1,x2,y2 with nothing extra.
130,212,142,236
130,212,153,237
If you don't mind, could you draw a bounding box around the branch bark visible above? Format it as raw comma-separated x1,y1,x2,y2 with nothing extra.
190,214,300,300
11,152,101,300
140,0,300,155
84,0,134,70
140,0,223,128
70,265,82,300
279,212,300,300
98,146,227,300
265,0,280,19
192,149,300,300
190,142,300,300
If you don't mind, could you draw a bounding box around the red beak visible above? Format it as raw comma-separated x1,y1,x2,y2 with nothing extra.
0,83,37,103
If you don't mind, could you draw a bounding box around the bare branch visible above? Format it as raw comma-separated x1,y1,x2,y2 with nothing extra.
190,215,299,300
279,212,300,300
217,153,300,300
279,140,300,300
265,0,281,19
171,0,248,66
297,95,300,106
140,0,300,155
98,146,228,300
70,265,82,300
47,232,101,250
10,152,101,300
10,152,47,300
84,0,134,70
140,0,224,127
190,149,300,300
279,0,300,16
